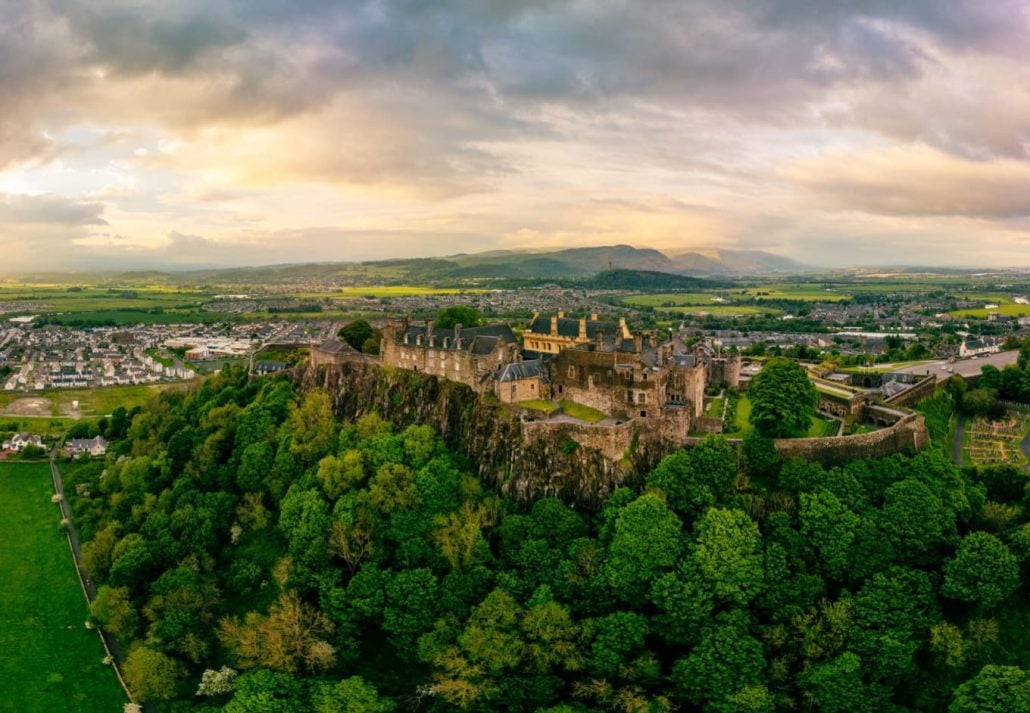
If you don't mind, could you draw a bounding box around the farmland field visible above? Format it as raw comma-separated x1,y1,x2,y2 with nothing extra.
0,462,125,711
950,303,1030,319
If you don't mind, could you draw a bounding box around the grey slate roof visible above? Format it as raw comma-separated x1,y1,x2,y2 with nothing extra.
397,323,516,354
498,359,546,382
527,316,621,341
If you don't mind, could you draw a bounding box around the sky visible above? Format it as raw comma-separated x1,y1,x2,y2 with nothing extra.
2,0,1030,272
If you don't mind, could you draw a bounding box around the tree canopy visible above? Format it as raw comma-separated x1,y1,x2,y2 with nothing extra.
60,365,1029,712
747,357,819,437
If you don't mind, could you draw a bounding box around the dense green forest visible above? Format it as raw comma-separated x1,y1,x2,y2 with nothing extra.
64,367,1030,711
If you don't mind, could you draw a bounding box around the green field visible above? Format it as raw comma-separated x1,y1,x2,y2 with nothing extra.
950,303,1030,319
0,462,125,711
559,399,607,423
0,383,187,419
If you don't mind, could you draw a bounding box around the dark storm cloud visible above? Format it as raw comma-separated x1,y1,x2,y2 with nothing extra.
4,0,1026,165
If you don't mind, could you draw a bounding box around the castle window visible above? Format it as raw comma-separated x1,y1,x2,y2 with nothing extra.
638,393,646,404
640,410,647,418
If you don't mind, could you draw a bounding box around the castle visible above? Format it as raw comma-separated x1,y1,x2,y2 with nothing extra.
373,313,740,431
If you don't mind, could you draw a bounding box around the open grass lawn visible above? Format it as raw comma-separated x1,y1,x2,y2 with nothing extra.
516,399,557,413
704,396,724,418
806,413,839,438
0,462,125,712
559,399,607,423
724,395,837,438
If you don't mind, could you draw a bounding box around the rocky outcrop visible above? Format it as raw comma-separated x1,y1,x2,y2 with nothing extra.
301,361,674,507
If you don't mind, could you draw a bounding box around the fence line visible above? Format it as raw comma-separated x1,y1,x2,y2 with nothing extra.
49,449,137,707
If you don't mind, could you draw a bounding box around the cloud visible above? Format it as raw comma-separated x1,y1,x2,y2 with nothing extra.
0,193,107,226
786,145,1030,219
2,0,1030,269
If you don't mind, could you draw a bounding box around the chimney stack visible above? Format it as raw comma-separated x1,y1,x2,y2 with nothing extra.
619,317,629,339
595,329,605,350
557,310,565,319
550,316,558,335
578,317,587,340
591,312,598,321
633,333,643,353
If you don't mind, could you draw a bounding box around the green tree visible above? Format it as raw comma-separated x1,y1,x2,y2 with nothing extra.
942,533,1019,609
90,585,139,640
691,508,764,605
604,493,682,600
800,651,885,713
436,306,483,329
747,358,818,437
339,320,374,351
671,612,765,706
800,490,859,581
311,676,394,713
287,390,338,466
224,669,306,713
879,477,953,561
123,646,183,701
950,665,1030,713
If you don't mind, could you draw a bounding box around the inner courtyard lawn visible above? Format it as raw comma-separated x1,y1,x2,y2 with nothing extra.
0,462,124,712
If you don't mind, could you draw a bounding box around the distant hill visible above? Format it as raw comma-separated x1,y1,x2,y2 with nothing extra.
440,245,678,279
8,245,805,286
581,269,722,291
669,249,807,275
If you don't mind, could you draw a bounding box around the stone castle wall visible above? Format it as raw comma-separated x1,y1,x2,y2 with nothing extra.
884,374,938,408
771,413,928,466
300,360,930,506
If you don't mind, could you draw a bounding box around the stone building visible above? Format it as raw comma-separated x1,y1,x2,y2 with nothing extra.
496,359,546,403
542,328,708,424
523,312,631,355
310,339,361,368
380,319,518,393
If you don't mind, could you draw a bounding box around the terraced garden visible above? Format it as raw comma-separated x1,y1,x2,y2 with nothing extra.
964,410,1030,467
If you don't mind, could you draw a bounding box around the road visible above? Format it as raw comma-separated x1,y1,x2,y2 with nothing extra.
890,349,1020,379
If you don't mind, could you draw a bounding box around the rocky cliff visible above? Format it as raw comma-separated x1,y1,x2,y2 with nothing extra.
300,360,674,507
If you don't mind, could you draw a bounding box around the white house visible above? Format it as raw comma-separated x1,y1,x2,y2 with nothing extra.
65,435,108,457
959,339,1002,358
3,432,44,452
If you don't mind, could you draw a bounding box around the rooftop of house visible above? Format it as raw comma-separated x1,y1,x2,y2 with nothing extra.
498,359,546,382
316,339,358,355
526,314,624,342
396,322,517,355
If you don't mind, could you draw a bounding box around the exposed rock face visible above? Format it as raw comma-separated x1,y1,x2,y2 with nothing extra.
301,361,668,507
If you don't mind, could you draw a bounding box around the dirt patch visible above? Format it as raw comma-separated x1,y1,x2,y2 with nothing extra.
2,397,53,417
